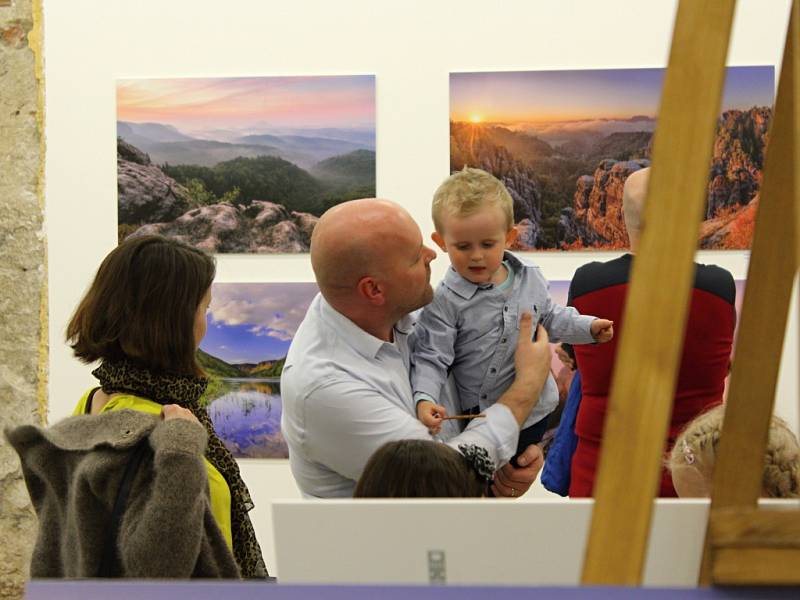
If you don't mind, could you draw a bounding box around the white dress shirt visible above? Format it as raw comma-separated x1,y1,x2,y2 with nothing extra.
280,293,520,498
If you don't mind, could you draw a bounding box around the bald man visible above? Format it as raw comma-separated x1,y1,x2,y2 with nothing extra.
566,167,737,497
281,199,552,498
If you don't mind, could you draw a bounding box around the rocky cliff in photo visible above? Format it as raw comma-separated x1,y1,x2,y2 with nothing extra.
706,107,770,218
117,138,193,225
116,137,376,252
559,158,650,249
131,200,318,253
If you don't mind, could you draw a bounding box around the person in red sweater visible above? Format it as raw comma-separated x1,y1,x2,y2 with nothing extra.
567,167,736,497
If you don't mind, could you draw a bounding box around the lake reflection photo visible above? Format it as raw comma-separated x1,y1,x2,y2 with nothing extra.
198,282,319,458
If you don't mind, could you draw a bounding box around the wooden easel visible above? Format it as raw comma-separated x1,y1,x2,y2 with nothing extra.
581,0,800,587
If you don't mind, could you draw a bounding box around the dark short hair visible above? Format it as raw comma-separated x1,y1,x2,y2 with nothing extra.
66,235,215,376
354,439,486,498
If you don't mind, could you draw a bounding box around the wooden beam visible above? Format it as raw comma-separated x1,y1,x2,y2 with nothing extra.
710,0,799,512
709,508,800,548
794,0,800,270
699,0,800,585
712,548,800,585
581,0,736,585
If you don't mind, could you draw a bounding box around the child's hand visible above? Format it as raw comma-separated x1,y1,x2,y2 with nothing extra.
591,318,614,343
417,400,447,435
554,343,576,371
161,404,201,425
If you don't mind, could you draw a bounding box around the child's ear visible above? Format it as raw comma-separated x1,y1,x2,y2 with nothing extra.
431,231,447,252
505,226,519,248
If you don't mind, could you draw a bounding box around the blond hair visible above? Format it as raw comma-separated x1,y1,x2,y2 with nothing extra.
432,167,514,233
668,404,800,498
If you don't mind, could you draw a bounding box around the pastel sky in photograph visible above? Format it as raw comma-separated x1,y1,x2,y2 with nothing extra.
200,282,319,365
118,75,375,132
450,66,774,123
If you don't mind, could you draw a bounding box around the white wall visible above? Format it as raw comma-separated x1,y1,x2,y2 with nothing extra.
43,0,796,576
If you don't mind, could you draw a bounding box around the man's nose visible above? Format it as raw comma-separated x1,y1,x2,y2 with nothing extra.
424,245,436,262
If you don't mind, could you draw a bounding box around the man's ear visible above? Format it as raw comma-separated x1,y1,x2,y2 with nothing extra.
356,276,386,306
431,231,447,252
505,226,519,248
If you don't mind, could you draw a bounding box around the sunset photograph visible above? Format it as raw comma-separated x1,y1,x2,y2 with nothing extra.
450,66,774,251
116,75,376,253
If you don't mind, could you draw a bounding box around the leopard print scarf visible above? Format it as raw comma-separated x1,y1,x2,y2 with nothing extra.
92,359,268,578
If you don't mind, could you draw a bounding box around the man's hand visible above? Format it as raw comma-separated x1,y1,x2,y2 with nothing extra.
416,400,447,435
492,444,544,498
591,318,614,343
499,313,551,426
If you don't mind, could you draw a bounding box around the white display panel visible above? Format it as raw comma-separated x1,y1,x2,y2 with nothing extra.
272,499,800,586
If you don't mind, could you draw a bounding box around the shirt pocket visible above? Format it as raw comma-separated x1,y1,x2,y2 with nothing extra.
516,302,541,332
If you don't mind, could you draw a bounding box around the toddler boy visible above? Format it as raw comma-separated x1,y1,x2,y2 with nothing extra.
411,168,613,463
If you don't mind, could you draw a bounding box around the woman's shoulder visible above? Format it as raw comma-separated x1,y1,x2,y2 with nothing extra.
102,393,163,416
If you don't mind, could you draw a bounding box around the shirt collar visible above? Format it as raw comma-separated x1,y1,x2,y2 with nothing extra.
318,294,408,359
442,250,524,300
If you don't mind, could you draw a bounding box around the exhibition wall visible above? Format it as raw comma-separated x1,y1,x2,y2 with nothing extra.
43,0,796,576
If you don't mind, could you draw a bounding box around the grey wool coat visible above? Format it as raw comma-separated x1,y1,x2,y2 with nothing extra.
5,409,240,578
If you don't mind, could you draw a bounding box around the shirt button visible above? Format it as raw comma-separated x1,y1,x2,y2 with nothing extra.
490,367,496,374
501,337,507,343
503,306,508,312
481,394,487,399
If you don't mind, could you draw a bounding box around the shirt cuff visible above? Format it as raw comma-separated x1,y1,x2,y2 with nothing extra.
577,314,597,343
414,392,436,406
450,403,519,467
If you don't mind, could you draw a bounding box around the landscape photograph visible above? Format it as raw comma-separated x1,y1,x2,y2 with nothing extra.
450,66,774,250
116,75,376,253
198,282,319,458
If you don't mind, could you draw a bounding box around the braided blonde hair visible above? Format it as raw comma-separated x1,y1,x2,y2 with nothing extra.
668,404,800,498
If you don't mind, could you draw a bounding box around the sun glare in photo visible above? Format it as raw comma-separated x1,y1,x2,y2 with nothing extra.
469,114,482,124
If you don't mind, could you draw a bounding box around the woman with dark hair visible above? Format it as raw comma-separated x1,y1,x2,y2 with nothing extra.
6,235,267,578
354,439,495,498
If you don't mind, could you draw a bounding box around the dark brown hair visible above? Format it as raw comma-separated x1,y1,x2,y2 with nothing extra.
67,235,215,376
354,439,486,498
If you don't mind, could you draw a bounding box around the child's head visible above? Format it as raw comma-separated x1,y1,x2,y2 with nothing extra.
668,404,800,498
431,168,517,285
353,439,493,498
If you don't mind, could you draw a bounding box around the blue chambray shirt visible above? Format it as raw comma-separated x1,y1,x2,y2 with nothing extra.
411,251,596,430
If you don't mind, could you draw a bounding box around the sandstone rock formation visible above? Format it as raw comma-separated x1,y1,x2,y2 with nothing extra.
560,158,650,248
117,138,193,225
511,218,542,250
129,200,318,253
700,195,759,249
706,107,770,219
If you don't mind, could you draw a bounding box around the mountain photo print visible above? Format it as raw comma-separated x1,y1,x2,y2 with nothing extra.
117,75,376,253
450,66,774,250
198,282,319,458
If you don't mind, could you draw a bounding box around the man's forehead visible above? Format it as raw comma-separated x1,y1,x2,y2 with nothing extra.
383,227,423,264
